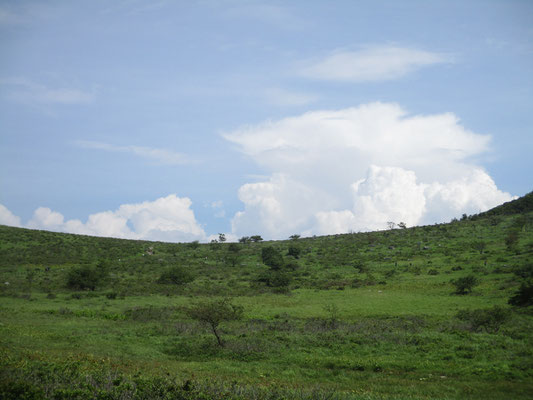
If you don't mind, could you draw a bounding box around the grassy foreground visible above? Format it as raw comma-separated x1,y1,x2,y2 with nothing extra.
1,193,533,399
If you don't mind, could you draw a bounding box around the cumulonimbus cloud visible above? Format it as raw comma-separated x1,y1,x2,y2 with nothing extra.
1,194,207,242
224,102,514,239
301,46,451,82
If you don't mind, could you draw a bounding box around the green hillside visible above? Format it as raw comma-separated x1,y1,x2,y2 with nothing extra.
1,197,533,399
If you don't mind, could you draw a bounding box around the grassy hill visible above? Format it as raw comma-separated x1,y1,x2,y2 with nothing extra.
1,196,533,399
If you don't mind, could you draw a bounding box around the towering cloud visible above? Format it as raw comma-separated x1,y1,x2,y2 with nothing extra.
224,102,514,238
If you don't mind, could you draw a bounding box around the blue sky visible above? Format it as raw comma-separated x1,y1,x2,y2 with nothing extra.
1,0,532,241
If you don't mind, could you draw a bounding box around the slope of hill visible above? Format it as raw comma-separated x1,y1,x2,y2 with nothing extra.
476,190,533,217
1,196,533,399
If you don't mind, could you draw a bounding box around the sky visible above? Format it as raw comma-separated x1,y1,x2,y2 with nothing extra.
0,0,532,242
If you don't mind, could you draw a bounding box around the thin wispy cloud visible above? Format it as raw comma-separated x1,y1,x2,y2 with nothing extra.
301,46,452,82
0,78,95,105
264,87,318,107
222,3,307,30
76,140,194,166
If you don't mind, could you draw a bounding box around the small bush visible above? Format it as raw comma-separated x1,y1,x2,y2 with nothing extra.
353,261,367,273
451,275,479,295
287,245,301,259
66,264,107,291
257,270,291,288
508,283,533,307
157,266,194,286
456,306,511,333
261,246,284,270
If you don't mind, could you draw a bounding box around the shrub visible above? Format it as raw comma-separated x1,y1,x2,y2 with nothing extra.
287,245,301,259
157,266,194,285
261,246,284,270
353,261,367,273
451,275,479,295
257,270,291,288
187,240,200,249
66,264,107,291
505,229,519,251
228,243,241,253
456,306,511,333
508,283,533,307
512,264,533,279
268,271,291,288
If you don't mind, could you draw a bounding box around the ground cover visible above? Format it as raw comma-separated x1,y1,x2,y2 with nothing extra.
1,193,532,399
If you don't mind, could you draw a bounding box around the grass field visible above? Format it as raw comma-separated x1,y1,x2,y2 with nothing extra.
1,193,532,399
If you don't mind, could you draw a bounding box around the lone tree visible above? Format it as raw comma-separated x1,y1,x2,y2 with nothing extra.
452,275,479,295
250,235,263,243
184,298,243,347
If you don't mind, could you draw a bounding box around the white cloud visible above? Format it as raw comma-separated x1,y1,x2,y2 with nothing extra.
76,140,193,166
232,173,334,238
0,204,22,227
0,78,95,105
224,103,514,239
424,168,514,221
301,46,451,82
23,195,206,242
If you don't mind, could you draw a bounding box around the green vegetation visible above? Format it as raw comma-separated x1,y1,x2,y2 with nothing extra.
1,192,533,399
